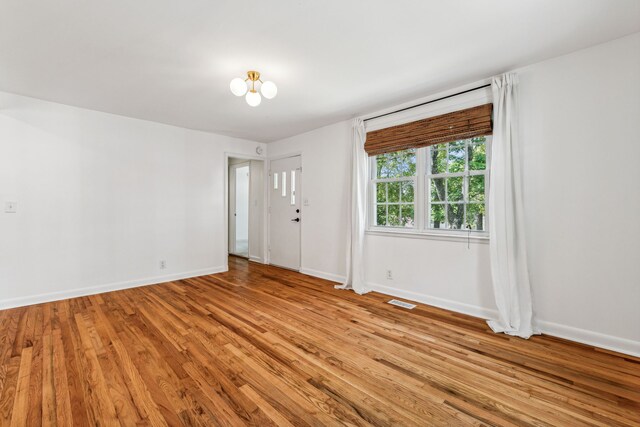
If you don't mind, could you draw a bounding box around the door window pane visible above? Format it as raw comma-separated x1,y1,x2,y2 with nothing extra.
273,172,278,190
281,171,287,197
290,170,296,205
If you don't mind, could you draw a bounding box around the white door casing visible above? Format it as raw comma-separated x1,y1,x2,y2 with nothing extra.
229,162,250,257
269,155,301,270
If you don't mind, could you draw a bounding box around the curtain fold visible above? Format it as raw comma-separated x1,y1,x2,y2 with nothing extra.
336,118,369,295
487,73,538,338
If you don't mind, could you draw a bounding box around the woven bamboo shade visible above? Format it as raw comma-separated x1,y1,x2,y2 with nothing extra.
365,103,493,156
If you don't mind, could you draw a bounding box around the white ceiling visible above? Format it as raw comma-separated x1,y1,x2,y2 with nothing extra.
1,1,639,142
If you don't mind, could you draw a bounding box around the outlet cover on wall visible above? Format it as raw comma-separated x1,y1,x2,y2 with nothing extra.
4,201,17,213
386,270,393,280
159,260,166,269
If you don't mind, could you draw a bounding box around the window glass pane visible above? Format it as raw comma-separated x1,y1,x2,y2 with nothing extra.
376,182,386,203
469,140,487,171
387,182,400,203
466,203,486,231
447,177,463,202
430,178,445,202
468,175,485,202
376,205,387,226
401,181,414,203
429,146,447,175
273,172,278,190
430,204,445,229
282,171,287,197
387,204,400,226
291,170,296,205
400,204,414,227
446,204,465,229
448,141,466,173
376,149,416,178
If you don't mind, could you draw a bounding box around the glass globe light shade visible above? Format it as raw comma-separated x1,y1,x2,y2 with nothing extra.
260,81,277,99
245,90,262,107
229,78,247,96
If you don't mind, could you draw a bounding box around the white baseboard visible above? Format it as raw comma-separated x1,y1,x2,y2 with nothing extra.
537,320,640,358
249,255,265,264
368,282,499,320
0,265,228,310
368,281,640,358
300,267,346,284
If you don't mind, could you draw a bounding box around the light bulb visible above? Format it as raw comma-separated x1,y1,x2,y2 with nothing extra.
260,81,277,99
246,90,261,107
230,78,247,96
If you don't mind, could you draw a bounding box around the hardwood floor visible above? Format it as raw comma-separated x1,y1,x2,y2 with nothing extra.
1,257,639,426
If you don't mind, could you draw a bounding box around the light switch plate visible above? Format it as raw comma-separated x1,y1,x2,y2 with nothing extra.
5,201,17,213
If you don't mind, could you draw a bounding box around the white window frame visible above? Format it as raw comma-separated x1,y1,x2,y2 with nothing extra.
367,137,491,242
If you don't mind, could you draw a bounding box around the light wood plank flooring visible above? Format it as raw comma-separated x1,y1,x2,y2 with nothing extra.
1,256,639,426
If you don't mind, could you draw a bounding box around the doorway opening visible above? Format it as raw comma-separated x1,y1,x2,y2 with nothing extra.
228,157,265,261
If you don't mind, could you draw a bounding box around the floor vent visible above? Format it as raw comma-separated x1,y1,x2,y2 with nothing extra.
387,299,416,309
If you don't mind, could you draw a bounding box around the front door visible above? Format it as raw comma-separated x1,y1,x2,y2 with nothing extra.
269,155,301,270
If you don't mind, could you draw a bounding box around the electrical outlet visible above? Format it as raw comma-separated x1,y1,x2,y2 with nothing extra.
160,260,166,270
4,201,17,213
386,270,393,280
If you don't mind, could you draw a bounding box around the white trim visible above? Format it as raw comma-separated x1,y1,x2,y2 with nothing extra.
0,266,228,310
224,152,268,264
300,267,346,284
363,80,492,132
368,282,498,319
368,281,640,357
249,255,265,264
537,320,640,358
365,229,489,244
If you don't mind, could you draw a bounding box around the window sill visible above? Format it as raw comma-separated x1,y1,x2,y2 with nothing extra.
365,228,489,244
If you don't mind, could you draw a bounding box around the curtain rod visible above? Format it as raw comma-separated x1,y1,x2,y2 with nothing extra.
363,83,491,122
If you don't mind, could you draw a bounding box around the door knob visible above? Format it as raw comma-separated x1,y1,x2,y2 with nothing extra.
291,218,300,222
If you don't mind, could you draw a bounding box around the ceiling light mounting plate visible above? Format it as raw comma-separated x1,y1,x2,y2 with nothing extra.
246,70,261,82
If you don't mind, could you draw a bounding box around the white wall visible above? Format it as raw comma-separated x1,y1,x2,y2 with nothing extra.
267,33,640,356
518,32,640,351
268,121,351,282
0,91,265,308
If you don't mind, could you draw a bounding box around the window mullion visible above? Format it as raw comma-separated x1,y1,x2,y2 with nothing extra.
416,148,425,230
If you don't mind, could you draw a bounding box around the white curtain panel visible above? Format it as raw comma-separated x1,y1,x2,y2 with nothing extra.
336,118,369,295
487,73,538,338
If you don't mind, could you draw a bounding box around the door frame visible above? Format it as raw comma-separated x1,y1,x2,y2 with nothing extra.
267,152,303,269
228,161,250,257
223,152,268,266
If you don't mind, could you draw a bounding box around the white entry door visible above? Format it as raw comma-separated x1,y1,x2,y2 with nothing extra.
269,155,301,270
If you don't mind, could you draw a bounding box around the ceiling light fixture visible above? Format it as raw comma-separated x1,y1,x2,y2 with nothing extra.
230,71,277,107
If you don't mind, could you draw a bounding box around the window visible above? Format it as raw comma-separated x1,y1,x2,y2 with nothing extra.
372,149,416,227
369,136,490,234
